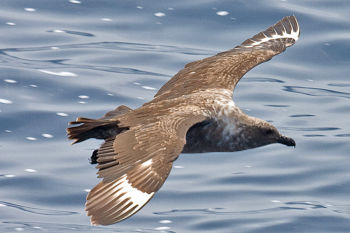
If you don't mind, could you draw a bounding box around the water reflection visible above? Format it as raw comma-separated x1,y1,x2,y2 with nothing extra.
39,70,77,77
0,99,13,104
24,8,36,12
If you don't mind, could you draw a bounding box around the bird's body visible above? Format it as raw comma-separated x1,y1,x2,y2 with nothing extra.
67,16,299,225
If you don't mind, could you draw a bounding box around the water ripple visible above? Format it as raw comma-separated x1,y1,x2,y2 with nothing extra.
289,114,315,118
245,77,285,83
0,51,167,77
155,201,328,216
1,1,350,232
283,127,340,132
271,1,349,23
335,134,350,137
0,221,125,233
0,41,214,56
0,201,77,216
47,29,95,37
284,86,350,99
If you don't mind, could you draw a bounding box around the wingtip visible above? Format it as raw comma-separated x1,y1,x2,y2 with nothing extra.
71,139,78,145
85,175,155,225
90,218,100,226
238,15,300,49
275,15,300,43
286,15,300,40
293,15,301,38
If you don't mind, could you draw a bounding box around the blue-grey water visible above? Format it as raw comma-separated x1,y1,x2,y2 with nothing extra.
1,0,350,232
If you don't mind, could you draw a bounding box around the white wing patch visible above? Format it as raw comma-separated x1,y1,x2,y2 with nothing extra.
114,175,154,208
241,16,300,48
141,158,153,167
247,26,299,47
87,174,154,225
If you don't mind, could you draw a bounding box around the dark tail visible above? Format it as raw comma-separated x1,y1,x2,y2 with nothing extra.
67,118,119,144
67,105,132,144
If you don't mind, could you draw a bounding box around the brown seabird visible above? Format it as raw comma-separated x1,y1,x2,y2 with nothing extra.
67,16,299,225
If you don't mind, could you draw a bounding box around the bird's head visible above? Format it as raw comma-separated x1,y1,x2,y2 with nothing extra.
235,116,296,150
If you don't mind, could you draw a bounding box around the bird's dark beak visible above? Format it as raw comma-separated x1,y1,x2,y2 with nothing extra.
277,135,296,147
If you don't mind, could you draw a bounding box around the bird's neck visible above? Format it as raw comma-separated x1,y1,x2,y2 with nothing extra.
183,105,256,153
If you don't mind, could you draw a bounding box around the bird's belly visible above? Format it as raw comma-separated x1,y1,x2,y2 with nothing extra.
182,119,241,153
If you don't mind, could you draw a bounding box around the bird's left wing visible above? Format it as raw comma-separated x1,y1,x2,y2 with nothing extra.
85,107,206,225
154,16,300,101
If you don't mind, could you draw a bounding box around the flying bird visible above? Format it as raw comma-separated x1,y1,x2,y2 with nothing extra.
67,16,299,225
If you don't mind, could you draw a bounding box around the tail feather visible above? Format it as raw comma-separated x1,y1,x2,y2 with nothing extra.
67,118,115,144
67,105,132,144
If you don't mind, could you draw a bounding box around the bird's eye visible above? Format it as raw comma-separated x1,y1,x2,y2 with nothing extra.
265,129,274,135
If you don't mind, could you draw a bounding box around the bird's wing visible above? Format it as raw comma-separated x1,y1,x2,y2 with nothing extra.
154,16,300,100
85,106,207,225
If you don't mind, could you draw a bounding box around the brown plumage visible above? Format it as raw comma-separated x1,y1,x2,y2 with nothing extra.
67,16,299,225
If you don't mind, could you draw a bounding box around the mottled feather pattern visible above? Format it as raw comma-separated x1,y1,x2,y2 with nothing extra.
66,16,299,225
155,23,298,100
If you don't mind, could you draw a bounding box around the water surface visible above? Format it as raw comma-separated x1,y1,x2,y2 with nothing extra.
1,0,350,232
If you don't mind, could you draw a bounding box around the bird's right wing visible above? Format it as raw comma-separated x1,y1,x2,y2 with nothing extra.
85,105,207,225
154,16,300,101
86,152,173,225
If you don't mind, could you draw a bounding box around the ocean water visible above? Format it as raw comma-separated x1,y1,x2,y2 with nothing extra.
1,0,350,232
